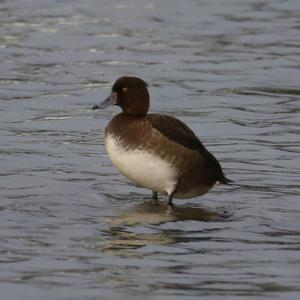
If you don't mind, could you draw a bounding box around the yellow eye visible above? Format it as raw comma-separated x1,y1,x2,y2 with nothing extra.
122,87,128,93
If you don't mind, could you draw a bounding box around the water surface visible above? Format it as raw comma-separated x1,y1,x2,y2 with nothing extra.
1,0,300,299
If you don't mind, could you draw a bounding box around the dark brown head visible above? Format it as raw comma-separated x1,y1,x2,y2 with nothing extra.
93,76,149,116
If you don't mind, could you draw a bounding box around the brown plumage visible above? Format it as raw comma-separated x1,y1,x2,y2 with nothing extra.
94,76,232,205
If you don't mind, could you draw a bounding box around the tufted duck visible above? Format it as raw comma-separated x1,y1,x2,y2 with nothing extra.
93,76,232,205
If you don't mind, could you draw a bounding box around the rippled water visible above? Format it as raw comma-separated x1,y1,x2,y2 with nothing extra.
1,0,300,299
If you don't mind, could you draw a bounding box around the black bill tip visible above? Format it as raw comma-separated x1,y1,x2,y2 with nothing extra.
92,104,100,110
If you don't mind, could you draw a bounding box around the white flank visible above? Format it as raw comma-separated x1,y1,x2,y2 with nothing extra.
106,135,177,195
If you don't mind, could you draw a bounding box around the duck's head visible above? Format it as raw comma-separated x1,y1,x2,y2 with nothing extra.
93,76,149,116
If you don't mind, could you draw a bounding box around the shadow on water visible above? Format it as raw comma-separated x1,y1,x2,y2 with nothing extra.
99,199,231,257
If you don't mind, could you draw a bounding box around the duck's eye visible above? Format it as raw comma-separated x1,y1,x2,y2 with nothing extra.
122,86,128,93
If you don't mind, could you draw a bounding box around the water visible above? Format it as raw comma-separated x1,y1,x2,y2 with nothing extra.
1,0,300,299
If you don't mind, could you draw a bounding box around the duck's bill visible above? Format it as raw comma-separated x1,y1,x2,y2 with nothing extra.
93,92,117,110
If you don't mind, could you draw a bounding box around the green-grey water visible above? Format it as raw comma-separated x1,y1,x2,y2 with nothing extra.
1,0,300,299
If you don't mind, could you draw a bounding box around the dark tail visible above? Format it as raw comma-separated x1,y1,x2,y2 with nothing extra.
202,148,233,185
219,174,234,185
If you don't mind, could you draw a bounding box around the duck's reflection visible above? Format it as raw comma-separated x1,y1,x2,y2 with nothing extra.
108,200,219,225
101,200,229,257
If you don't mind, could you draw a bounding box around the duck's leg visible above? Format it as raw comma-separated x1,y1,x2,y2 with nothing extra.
167,192,174,206
152,191,158,200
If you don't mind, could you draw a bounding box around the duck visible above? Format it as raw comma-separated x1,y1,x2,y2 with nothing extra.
93,76,232,206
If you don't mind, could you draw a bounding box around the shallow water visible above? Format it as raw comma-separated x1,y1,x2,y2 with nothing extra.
1,0,300,299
